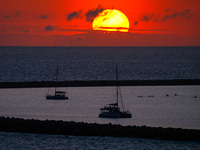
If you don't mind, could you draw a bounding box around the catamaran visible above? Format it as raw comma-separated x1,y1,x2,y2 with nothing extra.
99,66,132,118
46,66,69,100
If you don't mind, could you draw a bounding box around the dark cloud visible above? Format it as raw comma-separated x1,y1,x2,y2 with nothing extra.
134,21,138,26
141,13,155,21
66,5,105,22
186,15,193,19
3,11,20,19
0,29,7,33
39,14,49,19
66,11,80,21
180,9,190,15
14,11,21,18
3,15,10,19
22,29,29,33
164,8,170,13
97,26,129,31
156,9,191,22
70,37,83,42
44,25,57,31
85,5,105,22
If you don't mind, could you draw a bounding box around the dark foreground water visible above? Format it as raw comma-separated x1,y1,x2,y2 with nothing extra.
0,132,200,150
0,46,200,82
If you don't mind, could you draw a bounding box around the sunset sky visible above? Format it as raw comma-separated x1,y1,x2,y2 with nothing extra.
0,0,200,46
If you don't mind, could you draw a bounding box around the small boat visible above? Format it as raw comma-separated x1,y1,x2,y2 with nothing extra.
46,91,68,100
46,66,69,100
99,66,132,118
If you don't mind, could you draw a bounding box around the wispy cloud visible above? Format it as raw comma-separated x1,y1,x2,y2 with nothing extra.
96,26,129,31
66,11,81,21
66,5,104,22
134,21,138,26
3,15,10,19
156,9,191,22
0,29,7,33
137,9,192,25
70,37,83,42
66,5,105,22
164,8,170,13
132,12,154,26
141,13,155,21
22,29,29,33
14,11,21,18
39,14,49,19
85,5,105,22
58,28,91,33
2,11,21,19
44,25,58,31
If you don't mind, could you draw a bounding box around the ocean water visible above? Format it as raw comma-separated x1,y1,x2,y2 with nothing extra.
1,46,200,149
0,46,200,81
1,132,200,150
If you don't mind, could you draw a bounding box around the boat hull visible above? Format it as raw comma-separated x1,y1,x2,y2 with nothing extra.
99,112,132,118
46,95,68,100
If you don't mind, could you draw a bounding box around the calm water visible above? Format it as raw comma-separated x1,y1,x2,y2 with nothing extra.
1,86,200,130
0,46,200,81
1,86,200,149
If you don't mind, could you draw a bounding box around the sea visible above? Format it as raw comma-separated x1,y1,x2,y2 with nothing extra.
0,46,200,82
0,46,200,149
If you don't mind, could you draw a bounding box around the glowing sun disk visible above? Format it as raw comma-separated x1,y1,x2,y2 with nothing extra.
92,9,129,32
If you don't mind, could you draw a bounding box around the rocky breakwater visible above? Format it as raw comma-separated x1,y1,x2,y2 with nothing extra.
0,117,200,142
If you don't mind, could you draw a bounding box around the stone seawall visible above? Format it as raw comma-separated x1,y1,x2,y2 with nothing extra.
0,117,200,142
0,79,200,88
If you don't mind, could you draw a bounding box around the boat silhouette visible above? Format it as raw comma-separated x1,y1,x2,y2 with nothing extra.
99,66,132,118
46,66,69,100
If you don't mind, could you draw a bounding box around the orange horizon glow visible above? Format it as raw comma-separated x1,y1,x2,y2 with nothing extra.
0,0,200,46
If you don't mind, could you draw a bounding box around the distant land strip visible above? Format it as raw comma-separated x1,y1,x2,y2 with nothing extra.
0,79,200,88
0,117,200,142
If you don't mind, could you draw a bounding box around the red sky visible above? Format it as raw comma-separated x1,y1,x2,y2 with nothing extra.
0,0,200,46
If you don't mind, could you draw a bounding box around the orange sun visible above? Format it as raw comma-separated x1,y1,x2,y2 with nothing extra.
92,9,129,32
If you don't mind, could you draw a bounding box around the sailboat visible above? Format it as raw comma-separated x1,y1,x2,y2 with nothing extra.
99,66,132,118
46,66,69,100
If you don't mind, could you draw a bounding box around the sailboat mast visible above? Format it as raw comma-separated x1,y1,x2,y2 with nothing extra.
116,66,119,107
55,66,58,94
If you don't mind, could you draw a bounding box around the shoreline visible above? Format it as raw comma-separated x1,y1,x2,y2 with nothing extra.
0,79,200,88
0,117,200,142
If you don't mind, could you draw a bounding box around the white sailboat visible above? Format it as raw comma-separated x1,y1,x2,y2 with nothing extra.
99,66,132,118
46,66,69,100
